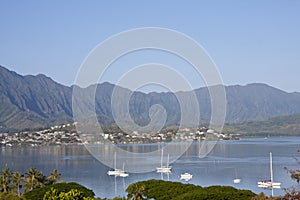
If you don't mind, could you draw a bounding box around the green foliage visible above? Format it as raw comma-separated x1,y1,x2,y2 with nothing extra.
126,180,256,200
24,168,46,191
224,113,300,136
24,182,95,200
12,171,23,196
43,188,59,200
0,192,24,200
251,192,279,199
0,167,61,197
47,169,61,185
111,197,126,200
0,168,12,193
2,64,300,132
43,188,94,200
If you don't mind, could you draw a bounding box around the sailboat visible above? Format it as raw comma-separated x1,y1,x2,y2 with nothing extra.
156,148,172,173
258,152,281,188
119,163,129,177
107,152,123,176
233,168,241,184
180,172,193,181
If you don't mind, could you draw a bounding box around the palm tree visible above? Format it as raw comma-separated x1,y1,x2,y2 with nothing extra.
24,168,45,191
0,168,12,193
126,183,146,200
47,169,61,184
12,171,23,196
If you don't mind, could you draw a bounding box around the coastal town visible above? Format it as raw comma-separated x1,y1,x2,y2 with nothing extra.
0,123,239,146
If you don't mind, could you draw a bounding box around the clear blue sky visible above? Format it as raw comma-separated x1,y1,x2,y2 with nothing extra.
0,1,300,92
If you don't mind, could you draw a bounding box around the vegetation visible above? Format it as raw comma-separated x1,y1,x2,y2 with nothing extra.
1,163,300,200
251,192,279,200
126,179,256,200
2,64,300,133
0,170,258,200
23,182,95,200
0,167,61,199
43,188,95,200
282,155,300,200
224,114,300,136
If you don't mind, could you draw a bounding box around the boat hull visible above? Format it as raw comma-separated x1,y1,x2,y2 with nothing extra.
233,179,241,184
107,169,123,176
258,181,281,188
156,167,172,173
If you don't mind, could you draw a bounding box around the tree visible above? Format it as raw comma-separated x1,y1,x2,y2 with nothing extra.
126,183,146,200
284,157,300,184
126,180,255,200
24,168,45,191
251,192,278,200
0,168,12,193
24,182,95,200
47,169,61,185
12,171,23,196
43,188,95,200
283,155,300,199
43,188,59,200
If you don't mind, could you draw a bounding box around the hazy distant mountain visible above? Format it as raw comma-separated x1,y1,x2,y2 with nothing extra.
0,66,72,130
1,65,300,131
224,113,300,136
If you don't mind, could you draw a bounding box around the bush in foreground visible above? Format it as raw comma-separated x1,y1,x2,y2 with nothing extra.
23,182,95,200
0,192,24,200
126,179,256,200
43,188,95,200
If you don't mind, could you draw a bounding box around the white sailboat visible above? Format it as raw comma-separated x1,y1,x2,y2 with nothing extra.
180,172,193,181
119,162,129,177
107,152,123,176
233,178,241,184
258,152,281,188
156,148,172,173
233,168,241,184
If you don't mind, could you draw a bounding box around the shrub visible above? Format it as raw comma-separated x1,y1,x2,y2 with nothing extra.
126,180,256,200
0,192,24,200
23,182,95,200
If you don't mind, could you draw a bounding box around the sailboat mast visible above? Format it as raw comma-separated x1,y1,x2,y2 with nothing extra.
270,152,273,183
114,152,117,170
161,148,163,168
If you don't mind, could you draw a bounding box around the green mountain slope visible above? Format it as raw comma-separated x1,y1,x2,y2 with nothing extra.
224,113,300,136
1,65,300,131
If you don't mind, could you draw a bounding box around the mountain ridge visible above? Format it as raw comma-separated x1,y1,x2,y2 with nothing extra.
1,65,300,131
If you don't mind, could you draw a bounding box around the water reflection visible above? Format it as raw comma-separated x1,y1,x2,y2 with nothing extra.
0,137,299,198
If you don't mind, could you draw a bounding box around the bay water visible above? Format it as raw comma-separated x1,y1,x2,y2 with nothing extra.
0,137,299,198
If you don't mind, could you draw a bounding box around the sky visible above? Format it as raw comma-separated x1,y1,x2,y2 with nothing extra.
0,1,300,92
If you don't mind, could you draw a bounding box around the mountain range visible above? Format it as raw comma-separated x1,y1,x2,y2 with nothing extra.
1,65,300,132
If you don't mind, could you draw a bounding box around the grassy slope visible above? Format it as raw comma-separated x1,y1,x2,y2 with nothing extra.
223,113,300,136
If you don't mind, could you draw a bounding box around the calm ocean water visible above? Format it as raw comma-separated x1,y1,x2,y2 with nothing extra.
1,137,299,198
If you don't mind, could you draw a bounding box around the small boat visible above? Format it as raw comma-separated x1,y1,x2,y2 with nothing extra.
156,149,172,173
233,168,241,184
258,180,281,187
258,152,281,188
107,152,123,176
119,172,129,177
107,169,122,176
119,163,129,177
233,178,241,184
180,172,193,181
